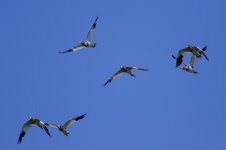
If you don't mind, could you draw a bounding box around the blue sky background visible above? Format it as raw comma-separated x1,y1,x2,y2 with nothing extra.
1,0,226,149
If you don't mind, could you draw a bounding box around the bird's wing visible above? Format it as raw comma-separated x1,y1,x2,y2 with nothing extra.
193,46,209,61
189,55,197,68
202,51,209,61
202,46,207,51
127,66,149,71
58,44,85,54
17,119,33,144
172,55,177,60
104,78,113,86
178,46,192,55
34,119,51,137
111,69,125,78
43,125,51,137
44,122,60,129
175,47,192,67
71,44,86,51
86,16,98,42
63,114,86,129
104,69,124,86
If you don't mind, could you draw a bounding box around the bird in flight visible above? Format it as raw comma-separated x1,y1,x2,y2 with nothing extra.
172,55,198,74
104,66,148,86
45,114,86,136
17,117,51,144
175,45,209,67
59,16,98,54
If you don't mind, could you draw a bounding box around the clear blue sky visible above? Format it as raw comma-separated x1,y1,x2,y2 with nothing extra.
1,0,226,149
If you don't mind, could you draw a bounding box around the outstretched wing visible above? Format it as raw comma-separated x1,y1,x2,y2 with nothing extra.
176,46,193,67
104,68,124,86
63,114,86,129
127,66,149,71
45,122,60,129
178,46,192,55
172,55,177,60
202,51,209,61
17,119,33,144
86,16,98,42
34,120,52,137
43,125,51,137
202,46,207,51
59,44,85,54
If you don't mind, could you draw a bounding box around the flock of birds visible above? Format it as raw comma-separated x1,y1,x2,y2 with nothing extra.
18,16,209,144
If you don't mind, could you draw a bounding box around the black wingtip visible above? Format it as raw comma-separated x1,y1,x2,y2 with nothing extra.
202,46,207,51
43,126,51,137
176,55,183,67
138,68,149,71
104,79,112,86
17,140,21,144
81,114,87,117
194,71,198,74
58,49,73,54
92,16,98,29
202,52,209,61
17,131,25,144
95,16,99,22
58,52,65,54
17,139,22,144
172,55,176,59
75,114,87,121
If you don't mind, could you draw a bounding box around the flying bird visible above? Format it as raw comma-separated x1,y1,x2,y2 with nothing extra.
17,117,51,144
172,55,198,74
45,114,86,136
104,66,148,86
59,16,98,54
175,45,209,67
